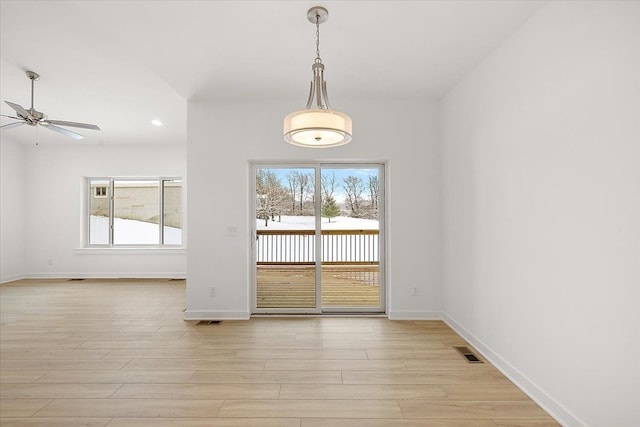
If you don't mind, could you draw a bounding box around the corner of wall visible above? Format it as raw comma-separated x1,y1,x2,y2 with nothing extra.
0,139,27,280
0,274,26,285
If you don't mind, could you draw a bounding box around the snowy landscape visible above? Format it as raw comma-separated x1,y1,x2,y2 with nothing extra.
257,215,378,230
90,215,182,245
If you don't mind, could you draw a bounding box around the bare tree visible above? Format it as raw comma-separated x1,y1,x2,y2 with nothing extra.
368,174,379,214
256,169,286,226
298,172,312,213
321,172,337,199
306,172,315,211
286,171,298,214
343,175,365,217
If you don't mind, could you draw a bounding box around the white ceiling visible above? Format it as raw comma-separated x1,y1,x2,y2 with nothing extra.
0,0,543,146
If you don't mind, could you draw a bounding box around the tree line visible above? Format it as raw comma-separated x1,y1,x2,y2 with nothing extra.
256,170,379,225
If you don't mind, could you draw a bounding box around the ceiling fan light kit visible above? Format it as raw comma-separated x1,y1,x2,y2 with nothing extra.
1,70,101,140
283,6,352,148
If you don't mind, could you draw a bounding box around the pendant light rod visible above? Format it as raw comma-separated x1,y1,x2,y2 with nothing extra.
305,7,330,110
313,9,322,61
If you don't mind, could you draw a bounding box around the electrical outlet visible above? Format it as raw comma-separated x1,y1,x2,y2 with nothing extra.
47,258,53,267
411,287,420,296
209,286,217,297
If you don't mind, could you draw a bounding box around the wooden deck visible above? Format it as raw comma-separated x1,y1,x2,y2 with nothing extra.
257,265,380,308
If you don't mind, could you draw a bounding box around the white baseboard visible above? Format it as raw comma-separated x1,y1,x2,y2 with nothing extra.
0,273,25,284
443,313,586,427
388,310,443,320
23,272,186,279
184,310,251,321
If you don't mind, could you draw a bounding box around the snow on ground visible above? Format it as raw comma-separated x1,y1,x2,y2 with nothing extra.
90,216,182,245
257,215,378,230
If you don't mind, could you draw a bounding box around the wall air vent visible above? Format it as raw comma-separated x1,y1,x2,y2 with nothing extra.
454,346,483,363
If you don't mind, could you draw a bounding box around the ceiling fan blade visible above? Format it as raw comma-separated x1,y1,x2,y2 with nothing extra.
1,121,26,129
1,114,21,120
5,101,33,120
44,119,100,131
41,123,85,140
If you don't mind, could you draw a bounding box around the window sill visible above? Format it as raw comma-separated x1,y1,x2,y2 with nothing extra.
75,247,186,255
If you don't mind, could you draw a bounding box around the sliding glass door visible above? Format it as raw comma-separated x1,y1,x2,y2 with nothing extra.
254,167,318,310
252,163,384,314
320,166,381,310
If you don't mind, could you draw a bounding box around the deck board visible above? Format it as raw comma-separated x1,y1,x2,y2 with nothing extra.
257,265,380,308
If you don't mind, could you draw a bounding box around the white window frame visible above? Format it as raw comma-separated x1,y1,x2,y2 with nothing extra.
85,177,183,247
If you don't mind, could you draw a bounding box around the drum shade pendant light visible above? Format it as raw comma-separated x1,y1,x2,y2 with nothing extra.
284,6,352,148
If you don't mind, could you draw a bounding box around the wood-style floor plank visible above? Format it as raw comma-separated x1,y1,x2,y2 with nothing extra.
342,370,504,385
106,418,301,427
492,421,562,426
35,398,223,418
0,359,130,371
279,384,446,400
0,278,559,425
264,359,407,371
0,371,49,384
36,370,195,384
301,420,496,427
188,370,343,384
0,418,111,426
105,348,237,358
217,399,403,418
0,350,113,360
0,383,122,399
235,348,367,359
120,358,267,370
398,400,555,419
0,399,52,417
441,384,530,401
111,383,281,399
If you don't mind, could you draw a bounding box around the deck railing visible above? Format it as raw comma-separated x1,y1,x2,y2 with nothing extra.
257,229,379,265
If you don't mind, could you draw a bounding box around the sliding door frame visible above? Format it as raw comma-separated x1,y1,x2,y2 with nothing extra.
250,161,386,315
319,163,386,314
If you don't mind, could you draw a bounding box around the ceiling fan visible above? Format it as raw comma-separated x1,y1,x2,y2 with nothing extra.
1,70,100,140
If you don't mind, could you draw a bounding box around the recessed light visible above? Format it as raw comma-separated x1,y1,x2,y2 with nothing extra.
151,119,163,126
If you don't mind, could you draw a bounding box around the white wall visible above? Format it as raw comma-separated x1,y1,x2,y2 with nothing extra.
1,139,26,283
187,98,441,320
442,2,640,426
22,143,186,278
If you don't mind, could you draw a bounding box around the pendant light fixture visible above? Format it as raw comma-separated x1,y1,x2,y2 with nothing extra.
283,6,352,148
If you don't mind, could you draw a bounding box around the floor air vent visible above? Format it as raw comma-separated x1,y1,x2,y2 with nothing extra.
198,320,221,325
68,278,86,281
454,346,483,363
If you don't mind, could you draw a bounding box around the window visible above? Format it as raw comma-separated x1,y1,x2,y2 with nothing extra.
94,186,107,197
87,178,182,246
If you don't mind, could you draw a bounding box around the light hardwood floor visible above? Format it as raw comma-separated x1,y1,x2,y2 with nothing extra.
0,279,559,426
